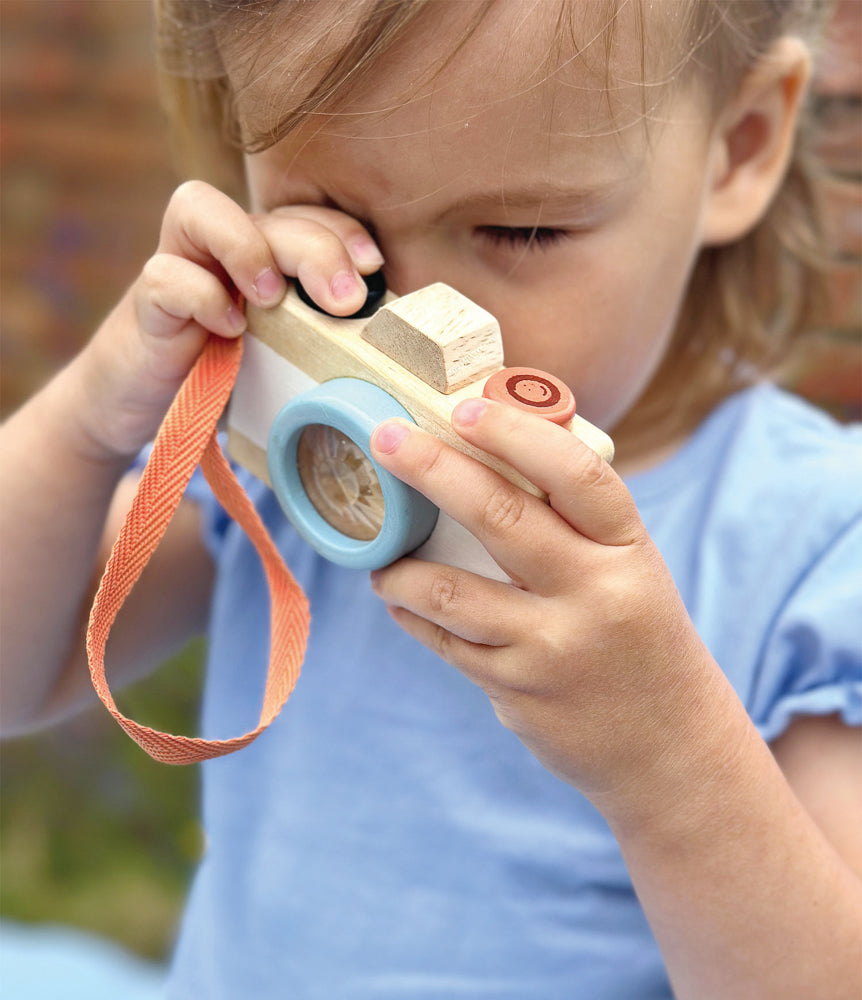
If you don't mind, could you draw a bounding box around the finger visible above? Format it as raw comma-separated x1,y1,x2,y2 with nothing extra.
135,254,248,340
383,603,503,688
258,204,385,274
370,419,569,588
253,212,375,316
371,557,522,647
452,398,643,547
159,180,288,310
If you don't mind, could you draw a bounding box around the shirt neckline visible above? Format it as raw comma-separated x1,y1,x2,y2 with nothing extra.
622,385,764,505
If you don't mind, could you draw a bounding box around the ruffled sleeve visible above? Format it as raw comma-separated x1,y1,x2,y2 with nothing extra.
750,513,862,743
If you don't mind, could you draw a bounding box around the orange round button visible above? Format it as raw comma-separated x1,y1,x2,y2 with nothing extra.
482,367,576,424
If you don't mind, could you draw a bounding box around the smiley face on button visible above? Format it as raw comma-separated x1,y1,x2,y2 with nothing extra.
482,367,576,425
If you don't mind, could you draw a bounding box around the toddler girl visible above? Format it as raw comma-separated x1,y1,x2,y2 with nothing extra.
2,1,860,997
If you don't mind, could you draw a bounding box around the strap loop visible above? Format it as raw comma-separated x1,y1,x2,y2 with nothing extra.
86,335,310,764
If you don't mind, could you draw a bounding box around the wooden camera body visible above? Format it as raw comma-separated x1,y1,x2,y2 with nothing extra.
226,282,614,579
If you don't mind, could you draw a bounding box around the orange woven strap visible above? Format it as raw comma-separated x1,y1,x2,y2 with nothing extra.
87,334,310,764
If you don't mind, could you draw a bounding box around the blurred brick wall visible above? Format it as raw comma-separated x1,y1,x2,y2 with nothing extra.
789,0,862,418
0,0,177,414
0,0,859,418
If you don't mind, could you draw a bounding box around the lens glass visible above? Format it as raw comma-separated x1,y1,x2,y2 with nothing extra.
296,425,384,540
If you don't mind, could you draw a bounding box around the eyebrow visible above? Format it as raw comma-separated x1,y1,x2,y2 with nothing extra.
438,178,631,219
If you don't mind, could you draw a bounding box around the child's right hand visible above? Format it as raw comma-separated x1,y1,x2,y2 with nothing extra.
76,180,384,460
0,181,384,733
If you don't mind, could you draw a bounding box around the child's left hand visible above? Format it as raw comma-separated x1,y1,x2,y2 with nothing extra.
369,396,741,828
370,392,862,1000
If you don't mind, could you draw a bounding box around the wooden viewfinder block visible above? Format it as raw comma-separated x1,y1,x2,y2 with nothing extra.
226,283,614,500
362,284,503,393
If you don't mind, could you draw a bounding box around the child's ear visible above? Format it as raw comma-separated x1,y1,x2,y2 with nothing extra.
701,37,811,246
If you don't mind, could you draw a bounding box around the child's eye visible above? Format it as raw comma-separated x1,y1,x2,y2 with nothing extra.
474,226,571,251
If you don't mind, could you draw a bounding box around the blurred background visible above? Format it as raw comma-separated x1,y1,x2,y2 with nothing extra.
2,2,202,995
0,0,859,994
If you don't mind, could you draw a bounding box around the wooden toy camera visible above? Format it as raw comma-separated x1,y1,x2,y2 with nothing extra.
226,280,614,580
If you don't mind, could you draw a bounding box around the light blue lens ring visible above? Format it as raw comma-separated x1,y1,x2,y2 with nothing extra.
267,378,439,570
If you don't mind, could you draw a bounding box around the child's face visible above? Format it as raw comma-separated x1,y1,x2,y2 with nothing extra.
238,1,717,439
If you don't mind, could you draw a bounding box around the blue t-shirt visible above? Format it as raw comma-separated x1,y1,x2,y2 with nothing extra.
166,385,862,999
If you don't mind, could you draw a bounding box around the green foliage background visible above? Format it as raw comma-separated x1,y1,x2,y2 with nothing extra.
1,642,205,960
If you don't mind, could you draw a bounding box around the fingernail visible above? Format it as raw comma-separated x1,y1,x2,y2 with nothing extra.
254,267,283,305
372,420,409,454
349,237,385,270
369,569,381,590
453,398,487,427
330,269,362,301
227,304,247,333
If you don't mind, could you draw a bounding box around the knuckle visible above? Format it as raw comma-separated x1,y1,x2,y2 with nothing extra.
303,226,348,261
429,622,457,662
169,179,211,211
414,436,449,481
139,254,172,294
504,644,555,696
222,232,269,276
341,215,373,240
428,569,461,616
165,181,210,232
565,444,611,493
592,561,648,634
479,483,527,537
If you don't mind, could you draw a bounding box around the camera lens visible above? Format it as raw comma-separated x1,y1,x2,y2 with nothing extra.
267,378,438,569
296,424,385,540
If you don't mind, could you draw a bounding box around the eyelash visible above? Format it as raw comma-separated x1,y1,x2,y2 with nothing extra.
475,226,571,251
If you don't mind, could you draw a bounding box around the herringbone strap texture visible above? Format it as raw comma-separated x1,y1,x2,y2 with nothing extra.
86,334,310,764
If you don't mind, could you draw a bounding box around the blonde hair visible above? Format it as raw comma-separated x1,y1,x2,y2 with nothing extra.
155,0,836,441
